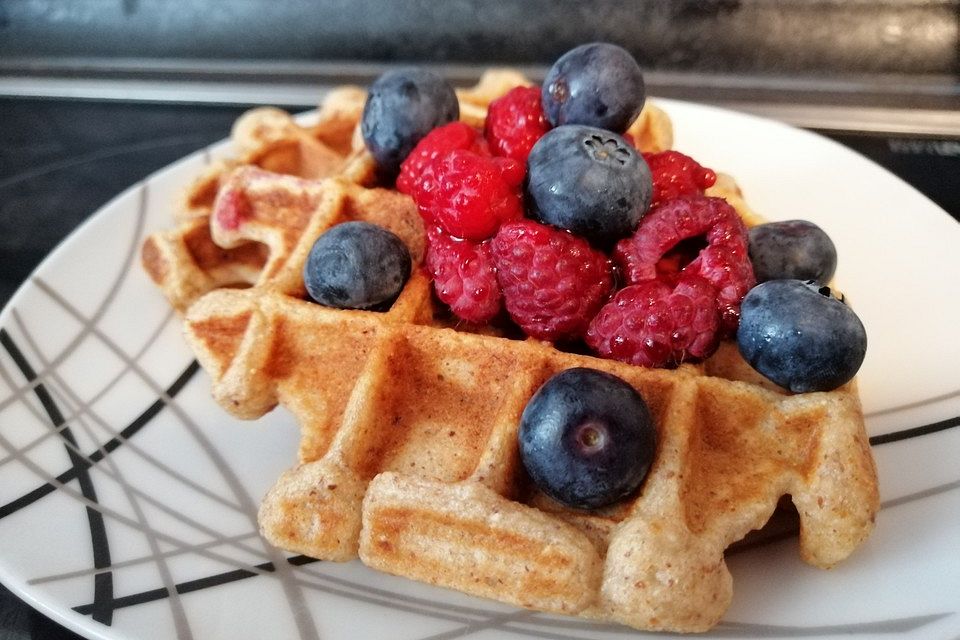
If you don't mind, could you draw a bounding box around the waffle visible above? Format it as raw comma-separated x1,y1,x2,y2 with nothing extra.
143,77,878,633
141,85,375,312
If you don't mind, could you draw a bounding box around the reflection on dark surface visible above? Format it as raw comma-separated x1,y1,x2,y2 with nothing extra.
823,131,960,216
0,99,250,306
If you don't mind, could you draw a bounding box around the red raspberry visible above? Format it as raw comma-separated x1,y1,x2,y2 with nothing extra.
412,149,524,241
425,226,502,323
586,275,720,368
213,187,251,231
614,196,756,335
484,86,551,163
642,150,717,209
396,122,489,195
491,220,613,342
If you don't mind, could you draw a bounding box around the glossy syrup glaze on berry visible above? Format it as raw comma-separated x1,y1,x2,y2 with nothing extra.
380,67,819,372
408,149,524,241
491,220,613,342
424,226,502,323
396,122,489,196
526,125,652,246
737,279,866,392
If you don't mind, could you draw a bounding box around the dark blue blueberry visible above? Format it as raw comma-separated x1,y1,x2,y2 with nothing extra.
748,220,838,283
361,68,459,175
541,42,646,132
737,280,866,393
303,222,411,310
519,368,656,510
526,125,652,246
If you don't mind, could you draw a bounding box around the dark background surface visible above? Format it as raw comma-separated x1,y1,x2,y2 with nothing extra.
3,0,958,74
1,1,958,638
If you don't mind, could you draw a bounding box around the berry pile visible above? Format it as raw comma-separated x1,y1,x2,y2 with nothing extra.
361,43,746,365
348,44,871,511
358,42,865,393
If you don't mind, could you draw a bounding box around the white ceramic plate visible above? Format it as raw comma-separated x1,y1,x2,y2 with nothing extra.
1,99,959,640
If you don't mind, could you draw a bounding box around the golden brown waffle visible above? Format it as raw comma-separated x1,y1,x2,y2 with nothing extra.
143,77,877,632
183,285,876,632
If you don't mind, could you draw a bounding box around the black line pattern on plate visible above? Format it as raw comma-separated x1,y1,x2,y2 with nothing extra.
0,357,200,521
68,549,952,639
864,387,960,419
73,556,319,616
0,329,114,625
8,312,198,640
58,413,960,637
22,272,321,639
68,551,952,639
0,304,245,515
869,414,960,445
28,532,262,585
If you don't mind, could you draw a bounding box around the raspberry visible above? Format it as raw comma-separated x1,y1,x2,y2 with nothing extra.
614,196,756,335
484,86,551,163
214,187,251,231
396,122,487,196
642,150,717,209
586,275,720,368
424,226,502,324
492,220,613,342
412,149,524,241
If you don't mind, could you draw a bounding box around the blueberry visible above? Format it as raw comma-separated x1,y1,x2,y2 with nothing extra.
542,42,646,132
519,368,656,510
303,222,411,310
361,68,459,175
737,280,866,393
748,220,838,283
526,125,652,246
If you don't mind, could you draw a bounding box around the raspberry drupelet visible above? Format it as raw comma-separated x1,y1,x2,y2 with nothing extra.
491,220,613,342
